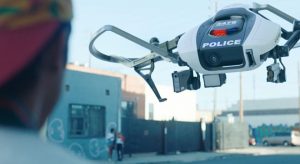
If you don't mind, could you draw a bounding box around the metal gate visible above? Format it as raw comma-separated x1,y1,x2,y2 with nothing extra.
122,118,163,154
164,121,203,153
122,118,211,154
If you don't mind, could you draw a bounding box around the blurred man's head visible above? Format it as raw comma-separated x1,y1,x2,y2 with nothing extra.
0,0,72,129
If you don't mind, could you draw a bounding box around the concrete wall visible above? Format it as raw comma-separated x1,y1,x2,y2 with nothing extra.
47,70,121,160
67,65,146,119
223,98,300,127
216,122,249,150
219,115,299,127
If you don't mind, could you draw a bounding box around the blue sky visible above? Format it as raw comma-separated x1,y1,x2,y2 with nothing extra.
69,0,300,110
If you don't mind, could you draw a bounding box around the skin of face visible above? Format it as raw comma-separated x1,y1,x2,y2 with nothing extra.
31,30,68,129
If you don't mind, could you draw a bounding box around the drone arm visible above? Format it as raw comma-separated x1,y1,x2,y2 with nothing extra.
252,3,300,41
159,34,182,50
89,25,177,68
135,61,167,102
285,30,300,50
89,25,174,102
252,3,297,24
252,3,300,53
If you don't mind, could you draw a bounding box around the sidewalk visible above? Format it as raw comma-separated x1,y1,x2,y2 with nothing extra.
99,152,228,164
96,147,300,164
217,146,300,155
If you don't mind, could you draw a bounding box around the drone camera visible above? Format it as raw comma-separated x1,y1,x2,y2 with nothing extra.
203,74,226,88
266,63,286,83
172,70,201,93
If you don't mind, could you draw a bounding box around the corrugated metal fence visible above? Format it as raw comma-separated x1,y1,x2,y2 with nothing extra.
122,118,215,155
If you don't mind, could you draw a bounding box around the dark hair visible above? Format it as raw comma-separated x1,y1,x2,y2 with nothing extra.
0,23,71,96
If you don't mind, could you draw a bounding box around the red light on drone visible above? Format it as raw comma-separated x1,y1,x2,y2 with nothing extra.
211,29,227,37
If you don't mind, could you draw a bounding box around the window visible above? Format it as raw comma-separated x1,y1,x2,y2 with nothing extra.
65,84,70,92
121,101,136,118
88,107,105,137
275,132,290,137
69,104,106,138
105,89,110,96
70,117,85,136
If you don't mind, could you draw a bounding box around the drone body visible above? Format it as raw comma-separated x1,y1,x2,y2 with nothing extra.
89,3,300,102
178,5,281,75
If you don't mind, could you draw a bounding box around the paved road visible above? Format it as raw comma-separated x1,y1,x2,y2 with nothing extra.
218,146,300,155
189,154,300,164
118,152,227,164
98,147,300,163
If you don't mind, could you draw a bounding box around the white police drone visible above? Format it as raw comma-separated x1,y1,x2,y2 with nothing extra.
89,3,300,102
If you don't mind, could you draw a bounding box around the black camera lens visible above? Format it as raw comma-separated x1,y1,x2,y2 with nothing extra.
267,69,274,82
205,53,222,67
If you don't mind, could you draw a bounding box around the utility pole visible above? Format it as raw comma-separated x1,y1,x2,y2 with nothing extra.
253,73,256,100
213,88,217,117
212,0,218,118
88,32,93,68
88,54,92,68
239,72,244,122
214,0,218,14
298,62,300,125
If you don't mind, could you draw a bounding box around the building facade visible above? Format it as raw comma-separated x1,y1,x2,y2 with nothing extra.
67,65,146,119
220,98,300,127
46,65,147,161
47,69,121,160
